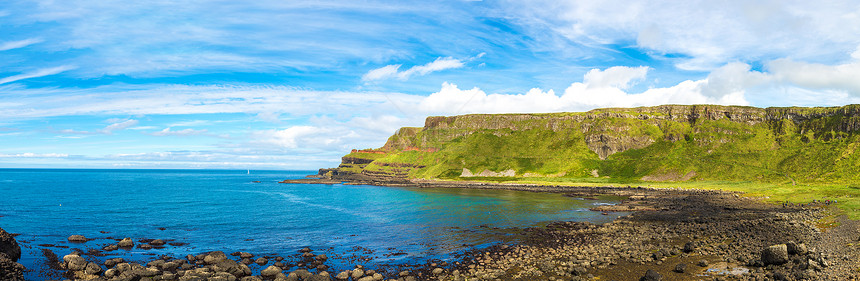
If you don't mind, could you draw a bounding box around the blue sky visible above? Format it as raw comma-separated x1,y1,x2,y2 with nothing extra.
2,0,860,169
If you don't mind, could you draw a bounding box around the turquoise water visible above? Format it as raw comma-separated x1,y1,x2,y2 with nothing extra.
0,169,624,279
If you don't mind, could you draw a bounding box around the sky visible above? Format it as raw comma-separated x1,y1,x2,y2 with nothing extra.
2,0,860,169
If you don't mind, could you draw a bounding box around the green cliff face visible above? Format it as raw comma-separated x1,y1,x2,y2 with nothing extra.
326,104,860,185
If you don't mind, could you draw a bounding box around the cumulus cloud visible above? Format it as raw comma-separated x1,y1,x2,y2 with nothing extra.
417,65,750,115
362,57,465,81
150,127,208,136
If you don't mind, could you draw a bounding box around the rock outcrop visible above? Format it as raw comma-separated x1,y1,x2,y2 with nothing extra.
316,104,860,185
0,227,24,281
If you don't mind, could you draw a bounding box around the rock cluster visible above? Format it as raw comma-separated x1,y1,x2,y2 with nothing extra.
0,227,25,281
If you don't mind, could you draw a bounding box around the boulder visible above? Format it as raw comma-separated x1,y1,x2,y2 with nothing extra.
762,244,789,265
0,252,25,281
786,241,808,255
240,252,255,259
117,237,135,248
0,227,21,262
150,239,166,246
85,262,103,275
697,259,708,267
307,275,331,281
335,271,350,280
255,257,268,266
432,268,444,275
102,244,119,251
357,276,375,281
293,269,312,280
682,242,696,253
204,251,229,264
63,254,88,271
261,265,283,279
673,263,687,273
640,269,662,281
67,235,88,242
351,268,364,279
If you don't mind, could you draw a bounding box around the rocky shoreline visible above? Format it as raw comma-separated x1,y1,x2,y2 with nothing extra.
5,181,860,280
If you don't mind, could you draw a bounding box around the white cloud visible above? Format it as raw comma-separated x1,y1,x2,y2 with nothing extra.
362,57,465,81
506,1,860,70
0,153,68,158
0,65,76,85
583,66,649,89
150,127,209,136
0,38,43,51
99,119,139,134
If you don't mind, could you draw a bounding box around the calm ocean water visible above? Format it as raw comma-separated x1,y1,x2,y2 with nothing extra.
0,169,625,279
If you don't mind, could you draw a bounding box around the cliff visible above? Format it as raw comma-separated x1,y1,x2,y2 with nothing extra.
320,104,860,185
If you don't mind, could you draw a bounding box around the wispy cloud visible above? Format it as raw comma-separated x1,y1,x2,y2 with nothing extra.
0,38,43,51
0,65,76,85
149,127,208,136
99,119,139,134
362,57,466,81
0,153,68,158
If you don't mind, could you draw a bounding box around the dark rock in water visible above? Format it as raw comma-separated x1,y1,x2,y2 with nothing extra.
0,253,25,281
673,263,687,273
150,239,165,246
640,269,662,281
67,235,88,242
139,243,152,250
102,244,118,251
762,244,789,265
0,227,21,262
315,253,328,261
255,257,268,266
117,237,134,248
239,252,254,259
786,241,807,255
683,241,696,253
299,247,312,253
241,258,254,265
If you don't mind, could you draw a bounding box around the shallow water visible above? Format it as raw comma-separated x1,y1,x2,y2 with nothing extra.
0,169,626,279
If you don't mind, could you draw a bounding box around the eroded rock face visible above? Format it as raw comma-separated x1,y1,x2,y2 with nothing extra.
0,227,21,262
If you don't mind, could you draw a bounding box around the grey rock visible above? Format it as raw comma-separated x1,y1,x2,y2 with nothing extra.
102,244,119,251
255,257,268,266
762,244,788,265
150,239,166,246
640,269,662,281
432,268,444,275
293,269,312,280
673,263,686,273
697,259,708,267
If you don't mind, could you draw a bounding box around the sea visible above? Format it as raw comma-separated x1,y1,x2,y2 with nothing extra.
0,169,626,279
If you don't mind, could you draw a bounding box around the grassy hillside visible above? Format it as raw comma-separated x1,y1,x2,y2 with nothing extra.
325,104,860,218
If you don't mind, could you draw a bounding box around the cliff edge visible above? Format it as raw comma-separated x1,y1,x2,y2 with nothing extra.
319,104,860,185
